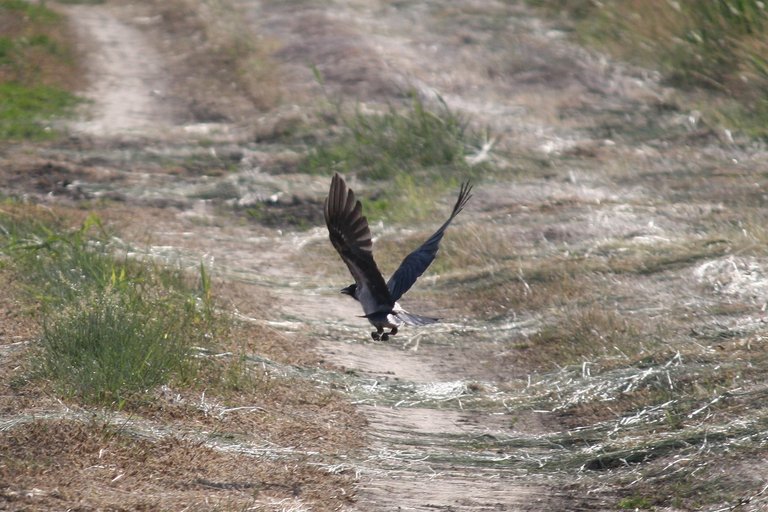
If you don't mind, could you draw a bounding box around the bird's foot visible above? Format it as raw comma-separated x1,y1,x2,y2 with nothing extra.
371,330,382,341
381,327,397,342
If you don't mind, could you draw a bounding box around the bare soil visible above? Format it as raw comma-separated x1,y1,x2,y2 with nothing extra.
2,0,768,511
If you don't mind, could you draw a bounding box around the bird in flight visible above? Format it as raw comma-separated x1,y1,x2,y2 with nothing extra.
324,173,472,341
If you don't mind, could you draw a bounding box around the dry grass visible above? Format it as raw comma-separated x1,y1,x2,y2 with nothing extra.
528,0,768,135
0,418,357,511
427,219,731,314
135,0,283,120
0,1,85,90
0,203,366,510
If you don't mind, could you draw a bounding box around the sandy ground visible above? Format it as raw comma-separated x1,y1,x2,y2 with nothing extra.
4,0,768,510
66,4,178,137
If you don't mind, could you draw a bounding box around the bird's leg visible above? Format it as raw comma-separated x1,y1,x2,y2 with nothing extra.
381,326,397,342
371,327,383,341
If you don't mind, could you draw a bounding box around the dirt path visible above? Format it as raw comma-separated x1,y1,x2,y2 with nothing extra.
66,4,181,138
25,0,768,510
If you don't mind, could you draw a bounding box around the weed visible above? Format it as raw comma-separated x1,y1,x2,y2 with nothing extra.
0,204,232,406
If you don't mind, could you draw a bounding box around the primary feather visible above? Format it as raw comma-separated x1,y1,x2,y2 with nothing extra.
324,173,393,318
386,181,473,302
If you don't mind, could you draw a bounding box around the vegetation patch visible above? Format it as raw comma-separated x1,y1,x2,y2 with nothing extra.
527,0,768,136
303,95,481,179
0,200,366,509
0,82,79,140
0,0,82,140
0,418,357,511
1,204,231,405
301,94,488,220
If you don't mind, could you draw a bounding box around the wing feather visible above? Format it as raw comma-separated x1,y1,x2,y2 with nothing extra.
387,181,473,302
325,173,392,312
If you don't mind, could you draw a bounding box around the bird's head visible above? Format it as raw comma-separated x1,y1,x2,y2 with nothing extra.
340,283,357,297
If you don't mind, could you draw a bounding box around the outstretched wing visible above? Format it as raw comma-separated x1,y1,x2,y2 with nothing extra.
387,181,473,302
324,173,393,313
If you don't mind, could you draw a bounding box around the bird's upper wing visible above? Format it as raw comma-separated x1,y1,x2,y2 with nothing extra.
325,173,393,312
387,181,473,302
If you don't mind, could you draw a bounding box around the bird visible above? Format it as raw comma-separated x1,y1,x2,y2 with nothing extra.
324,173,472,341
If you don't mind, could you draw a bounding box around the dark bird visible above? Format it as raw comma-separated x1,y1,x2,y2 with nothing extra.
324,173,472,341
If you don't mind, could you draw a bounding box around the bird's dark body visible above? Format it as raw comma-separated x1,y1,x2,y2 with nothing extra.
324,174,472,340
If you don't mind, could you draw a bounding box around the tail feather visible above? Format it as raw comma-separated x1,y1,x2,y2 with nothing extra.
397,311,439,326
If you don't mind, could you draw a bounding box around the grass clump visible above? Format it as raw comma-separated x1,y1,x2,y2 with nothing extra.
303,94,484,181
0,205,224,405
302,94,487,221
0,82,79,139
528,0,768,136
0,0,82,140
40,292,197,404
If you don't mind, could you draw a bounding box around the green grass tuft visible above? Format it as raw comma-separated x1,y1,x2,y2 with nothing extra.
0,205,228,406
302,94,483,181
0,82,80,140
0,0,60,22
40,292,197,405
303,94,487,221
